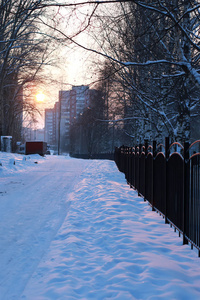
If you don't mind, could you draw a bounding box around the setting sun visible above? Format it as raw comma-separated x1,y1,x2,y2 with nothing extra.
36,92,45,102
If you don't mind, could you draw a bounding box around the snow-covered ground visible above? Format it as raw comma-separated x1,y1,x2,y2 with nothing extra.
0,152,200,300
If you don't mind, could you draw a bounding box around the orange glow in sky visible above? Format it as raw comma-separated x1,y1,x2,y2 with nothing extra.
36,92,45,102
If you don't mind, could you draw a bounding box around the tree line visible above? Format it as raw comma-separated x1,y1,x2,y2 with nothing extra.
1,0,199,152
87,0,200,145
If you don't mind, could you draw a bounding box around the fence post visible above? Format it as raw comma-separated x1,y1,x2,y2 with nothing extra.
132,146,135,189
152,140,156,211
183,141,189,245
128,147,132,186
144,140,148,201
165,137,169,224
128,147,132,187
131,147,135,188
125,146,128,182
138,144,142,196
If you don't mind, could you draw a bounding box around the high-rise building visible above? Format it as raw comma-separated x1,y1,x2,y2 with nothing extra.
71,85,89,118
58,85,90,153
59,90,71,152
44,101,60,149
45,109,54,145
54,101,60,148
45,85,99,153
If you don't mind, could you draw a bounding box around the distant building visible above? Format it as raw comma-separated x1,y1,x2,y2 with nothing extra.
22,127,44,142
44,85,100,154
22,127,36,141
44,101,60,148
45,109,54,145
35,129,45,141
59,90,71,152
59,85,92,153
71,85,90,119
54,101,60,148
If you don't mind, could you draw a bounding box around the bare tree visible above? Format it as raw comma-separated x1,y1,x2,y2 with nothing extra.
1,0,199,148
65,0,200,143
0,0,57,146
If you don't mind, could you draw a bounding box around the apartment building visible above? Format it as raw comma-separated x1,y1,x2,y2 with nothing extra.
44,85,99,153
45,109,54,145
44,102,60,148
58,85,92,153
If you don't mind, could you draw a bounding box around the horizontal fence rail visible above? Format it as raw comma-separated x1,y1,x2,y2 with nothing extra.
114,137,200,257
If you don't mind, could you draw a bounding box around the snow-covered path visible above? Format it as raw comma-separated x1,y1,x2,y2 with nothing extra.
1,154,200,300
0,155,89,299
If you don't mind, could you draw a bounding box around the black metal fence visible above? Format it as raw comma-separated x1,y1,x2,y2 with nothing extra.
114,137,200,256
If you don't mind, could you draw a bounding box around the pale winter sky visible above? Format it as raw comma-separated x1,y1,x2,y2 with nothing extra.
42,3,102,104
32,3,102,129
